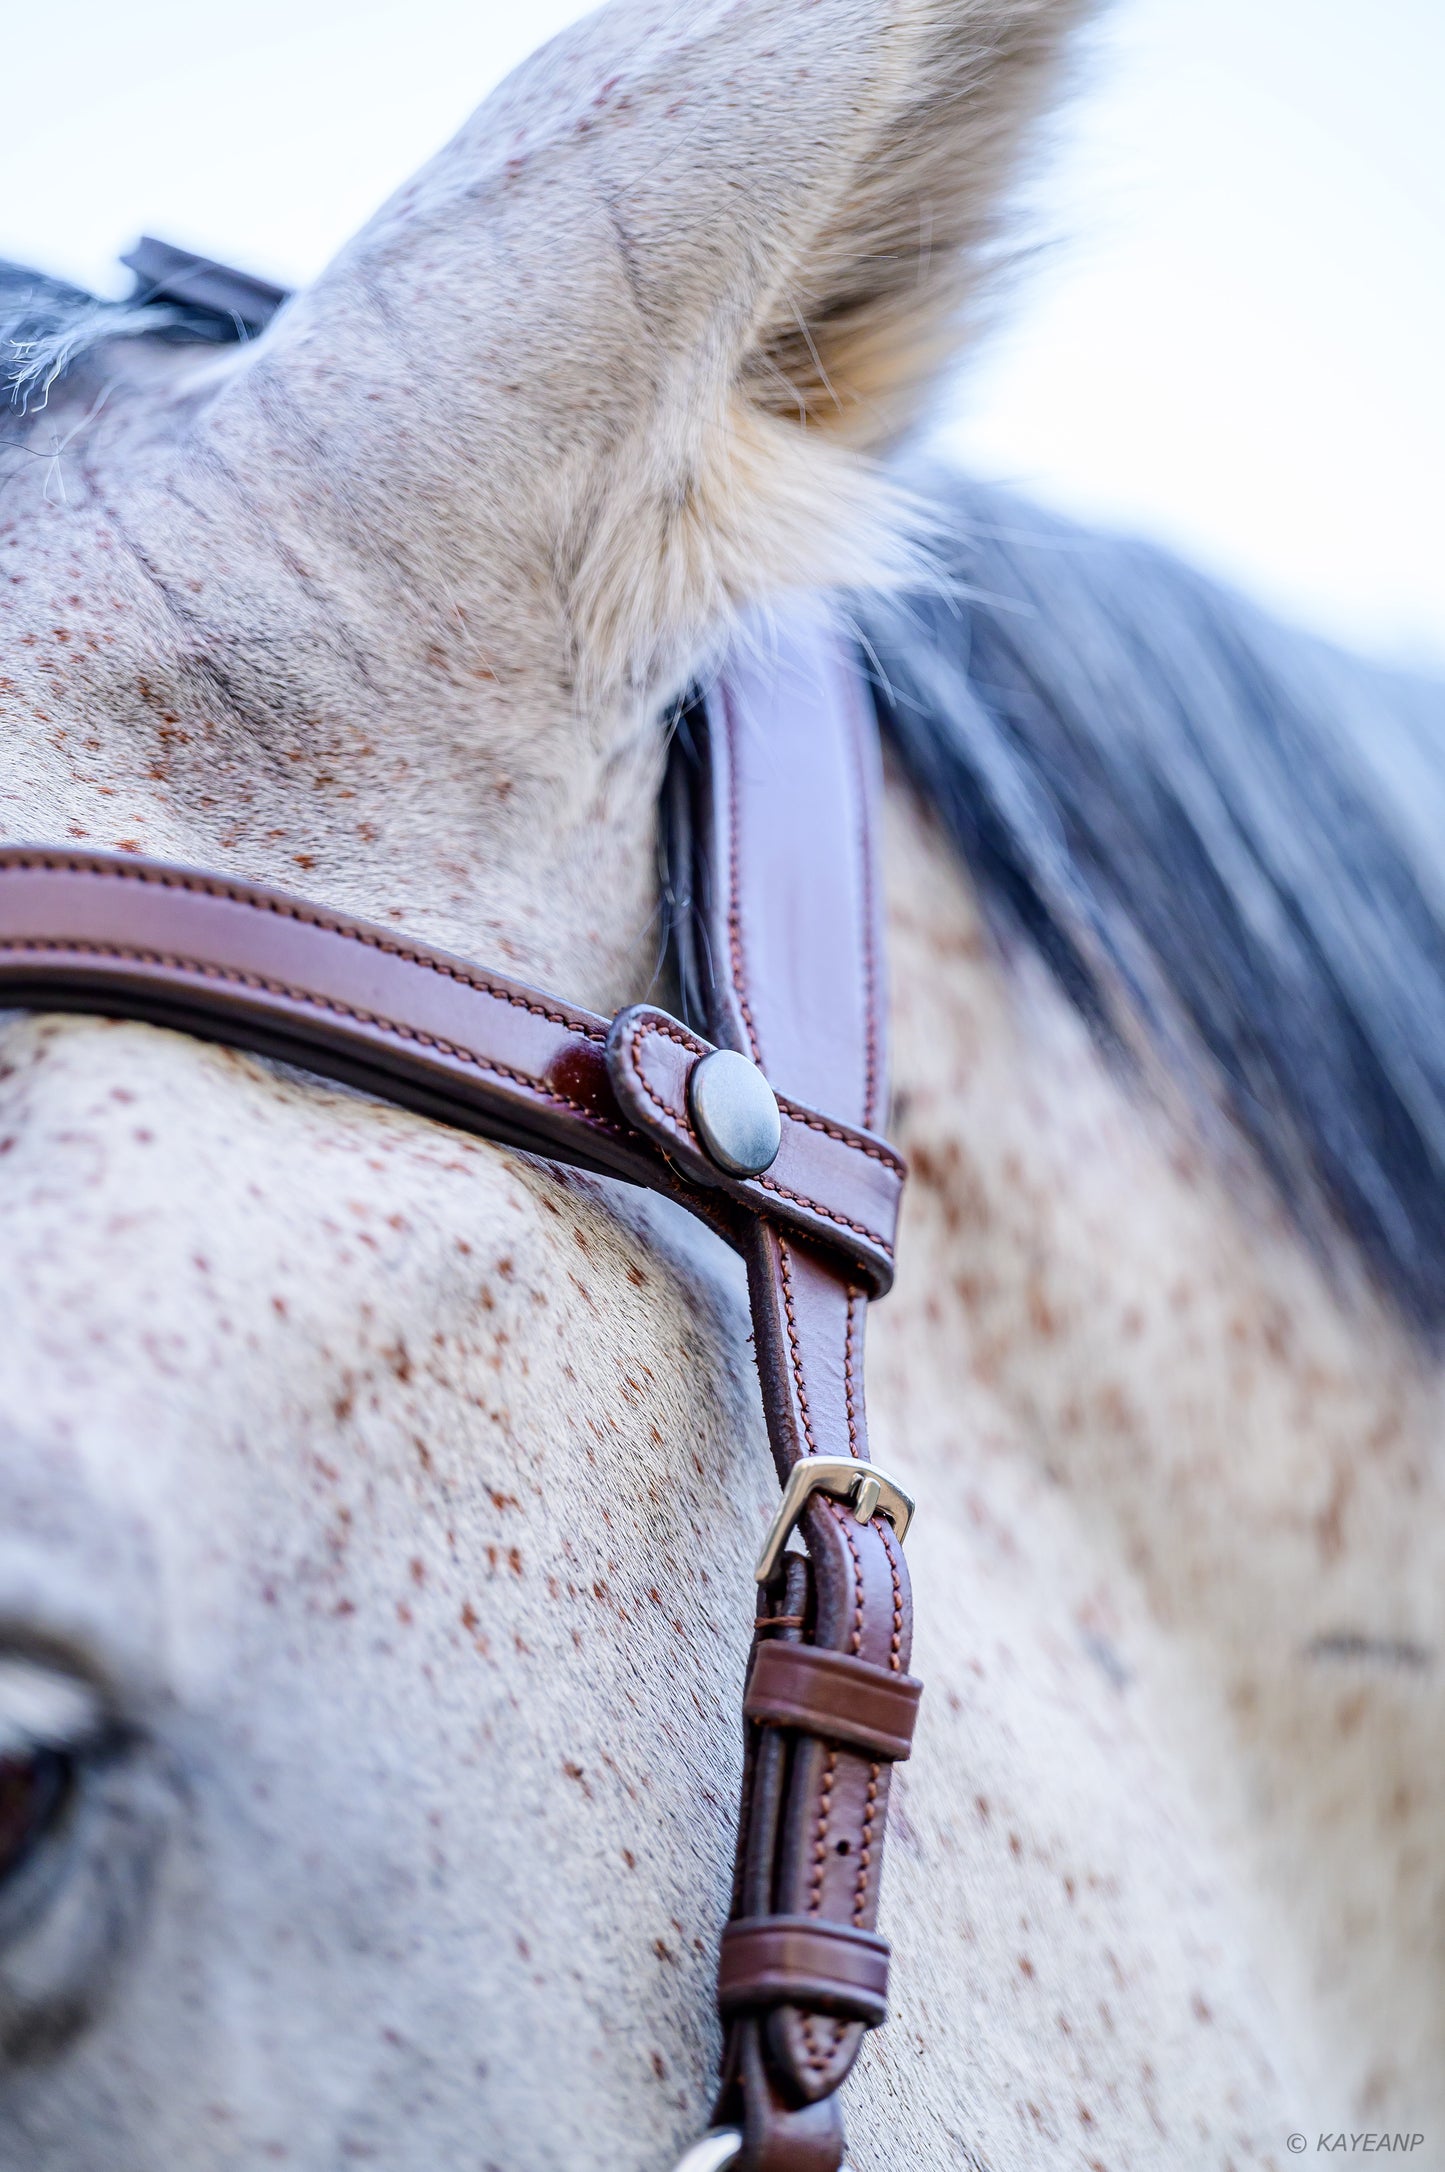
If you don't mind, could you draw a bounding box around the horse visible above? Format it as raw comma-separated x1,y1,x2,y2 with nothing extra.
1,0,1442,2163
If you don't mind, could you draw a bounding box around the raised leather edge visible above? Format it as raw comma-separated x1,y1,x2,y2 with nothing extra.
744,1642,921,1763
718,1918,891,2029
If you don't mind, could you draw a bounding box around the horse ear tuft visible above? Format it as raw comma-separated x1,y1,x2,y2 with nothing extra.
735,0,1092,452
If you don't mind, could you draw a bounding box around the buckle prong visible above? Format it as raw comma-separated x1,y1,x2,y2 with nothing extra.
755,1455,915,1584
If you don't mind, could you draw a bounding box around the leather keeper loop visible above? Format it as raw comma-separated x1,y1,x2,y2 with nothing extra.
745,1641,921,1762
718,1917,891,2029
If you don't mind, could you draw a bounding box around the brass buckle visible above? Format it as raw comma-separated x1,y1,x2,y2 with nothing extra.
754,1455,916,1584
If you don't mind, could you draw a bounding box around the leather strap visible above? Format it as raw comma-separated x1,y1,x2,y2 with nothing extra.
743,1644,921,1764
0,851,897,1291
0,604,915,2171
718,1919,890,2028
679,620,917,2165
607,1004,901,1297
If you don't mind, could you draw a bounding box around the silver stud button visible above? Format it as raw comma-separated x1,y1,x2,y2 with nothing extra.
688,1048,782,1177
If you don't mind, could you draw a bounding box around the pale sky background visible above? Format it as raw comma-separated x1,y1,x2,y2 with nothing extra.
2,0,1440,668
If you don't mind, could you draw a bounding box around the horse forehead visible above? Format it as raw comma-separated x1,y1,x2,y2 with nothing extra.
0,1010,754,1578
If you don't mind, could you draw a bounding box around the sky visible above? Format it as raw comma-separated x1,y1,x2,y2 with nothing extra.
2,0,1440,669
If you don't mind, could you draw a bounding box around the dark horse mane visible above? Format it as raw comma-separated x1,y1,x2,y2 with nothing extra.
857,487,1445,1335
10,250,1445,1332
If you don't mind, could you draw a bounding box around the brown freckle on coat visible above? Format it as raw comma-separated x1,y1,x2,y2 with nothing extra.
272,1296,288,1317
1191,1992,1213,2024
488,1489,520,1512
396,1601,413,1626
650,2051,667,2081
621,1849,636,1869
409,1558,426,1586
507,1547,523,1577
1336,1688,1369,1737
1018,1955,1035,1980
653,1938,676,1964
1026,1283,1057,1337
1077,2102,1095,2128
1008,1832,1022,1857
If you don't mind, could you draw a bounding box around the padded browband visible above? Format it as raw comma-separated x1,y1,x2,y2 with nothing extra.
0,606,917,2172
0,856,900,1294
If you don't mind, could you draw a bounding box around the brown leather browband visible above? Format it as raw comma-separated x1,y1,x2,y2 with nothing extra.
0,606,918,2172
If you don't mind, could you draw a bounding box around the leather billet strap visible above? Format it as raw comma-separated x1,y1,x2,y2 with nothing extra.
675,621,920,2171
0,604,916,2172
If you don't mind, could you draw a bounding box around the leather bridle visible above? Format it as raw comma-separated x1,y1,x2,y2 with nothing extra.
0,604,920,2172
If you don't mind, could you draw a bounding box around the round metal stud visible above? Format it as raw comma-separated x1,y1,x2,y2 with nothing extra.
688,1048,782,1177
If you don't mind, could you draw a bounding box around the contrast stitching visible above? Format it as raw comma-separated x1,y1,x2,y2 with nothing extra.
838,1508,866,1660
852,1762,881,1928
723,689,765,1066
777,1239,817,1457
843,1290,861,1458
624,1017,896,1258
626,1015,690,1129
882,1521,904,1674
775,1096,905,1174
0,937,631,1139
0,856,608,1042
755,1171,892,1258
627,1009,903,1175
807,1749,837,1914
852,1526,906,1925
846,681,882,1132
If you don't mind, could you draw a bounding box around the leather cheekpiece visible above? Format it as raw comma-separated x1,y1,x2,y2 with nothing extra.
744,1642,921,1764
718,1918,891,2029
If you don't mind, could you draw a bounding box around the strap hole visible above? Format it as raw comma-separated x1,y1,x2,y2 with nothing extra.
835,1838,852,1856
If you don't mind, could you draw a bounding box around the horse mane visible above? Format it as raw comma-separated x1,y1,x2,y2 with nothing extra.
857,475,1445,1336
1,242,280,412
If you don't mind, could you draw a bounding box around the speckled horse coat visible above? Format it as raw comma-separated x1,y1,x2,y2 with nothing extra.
0,1,1441,2165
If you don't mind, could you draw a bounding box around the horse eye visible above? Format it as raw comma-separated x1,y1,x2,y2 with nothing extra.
0,1655,101,1895
0,1749,73,1886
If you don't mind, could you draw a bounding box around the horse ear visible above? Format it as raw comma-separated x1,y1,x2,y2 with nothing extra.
226,0,1091,685
725,0,1089,455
